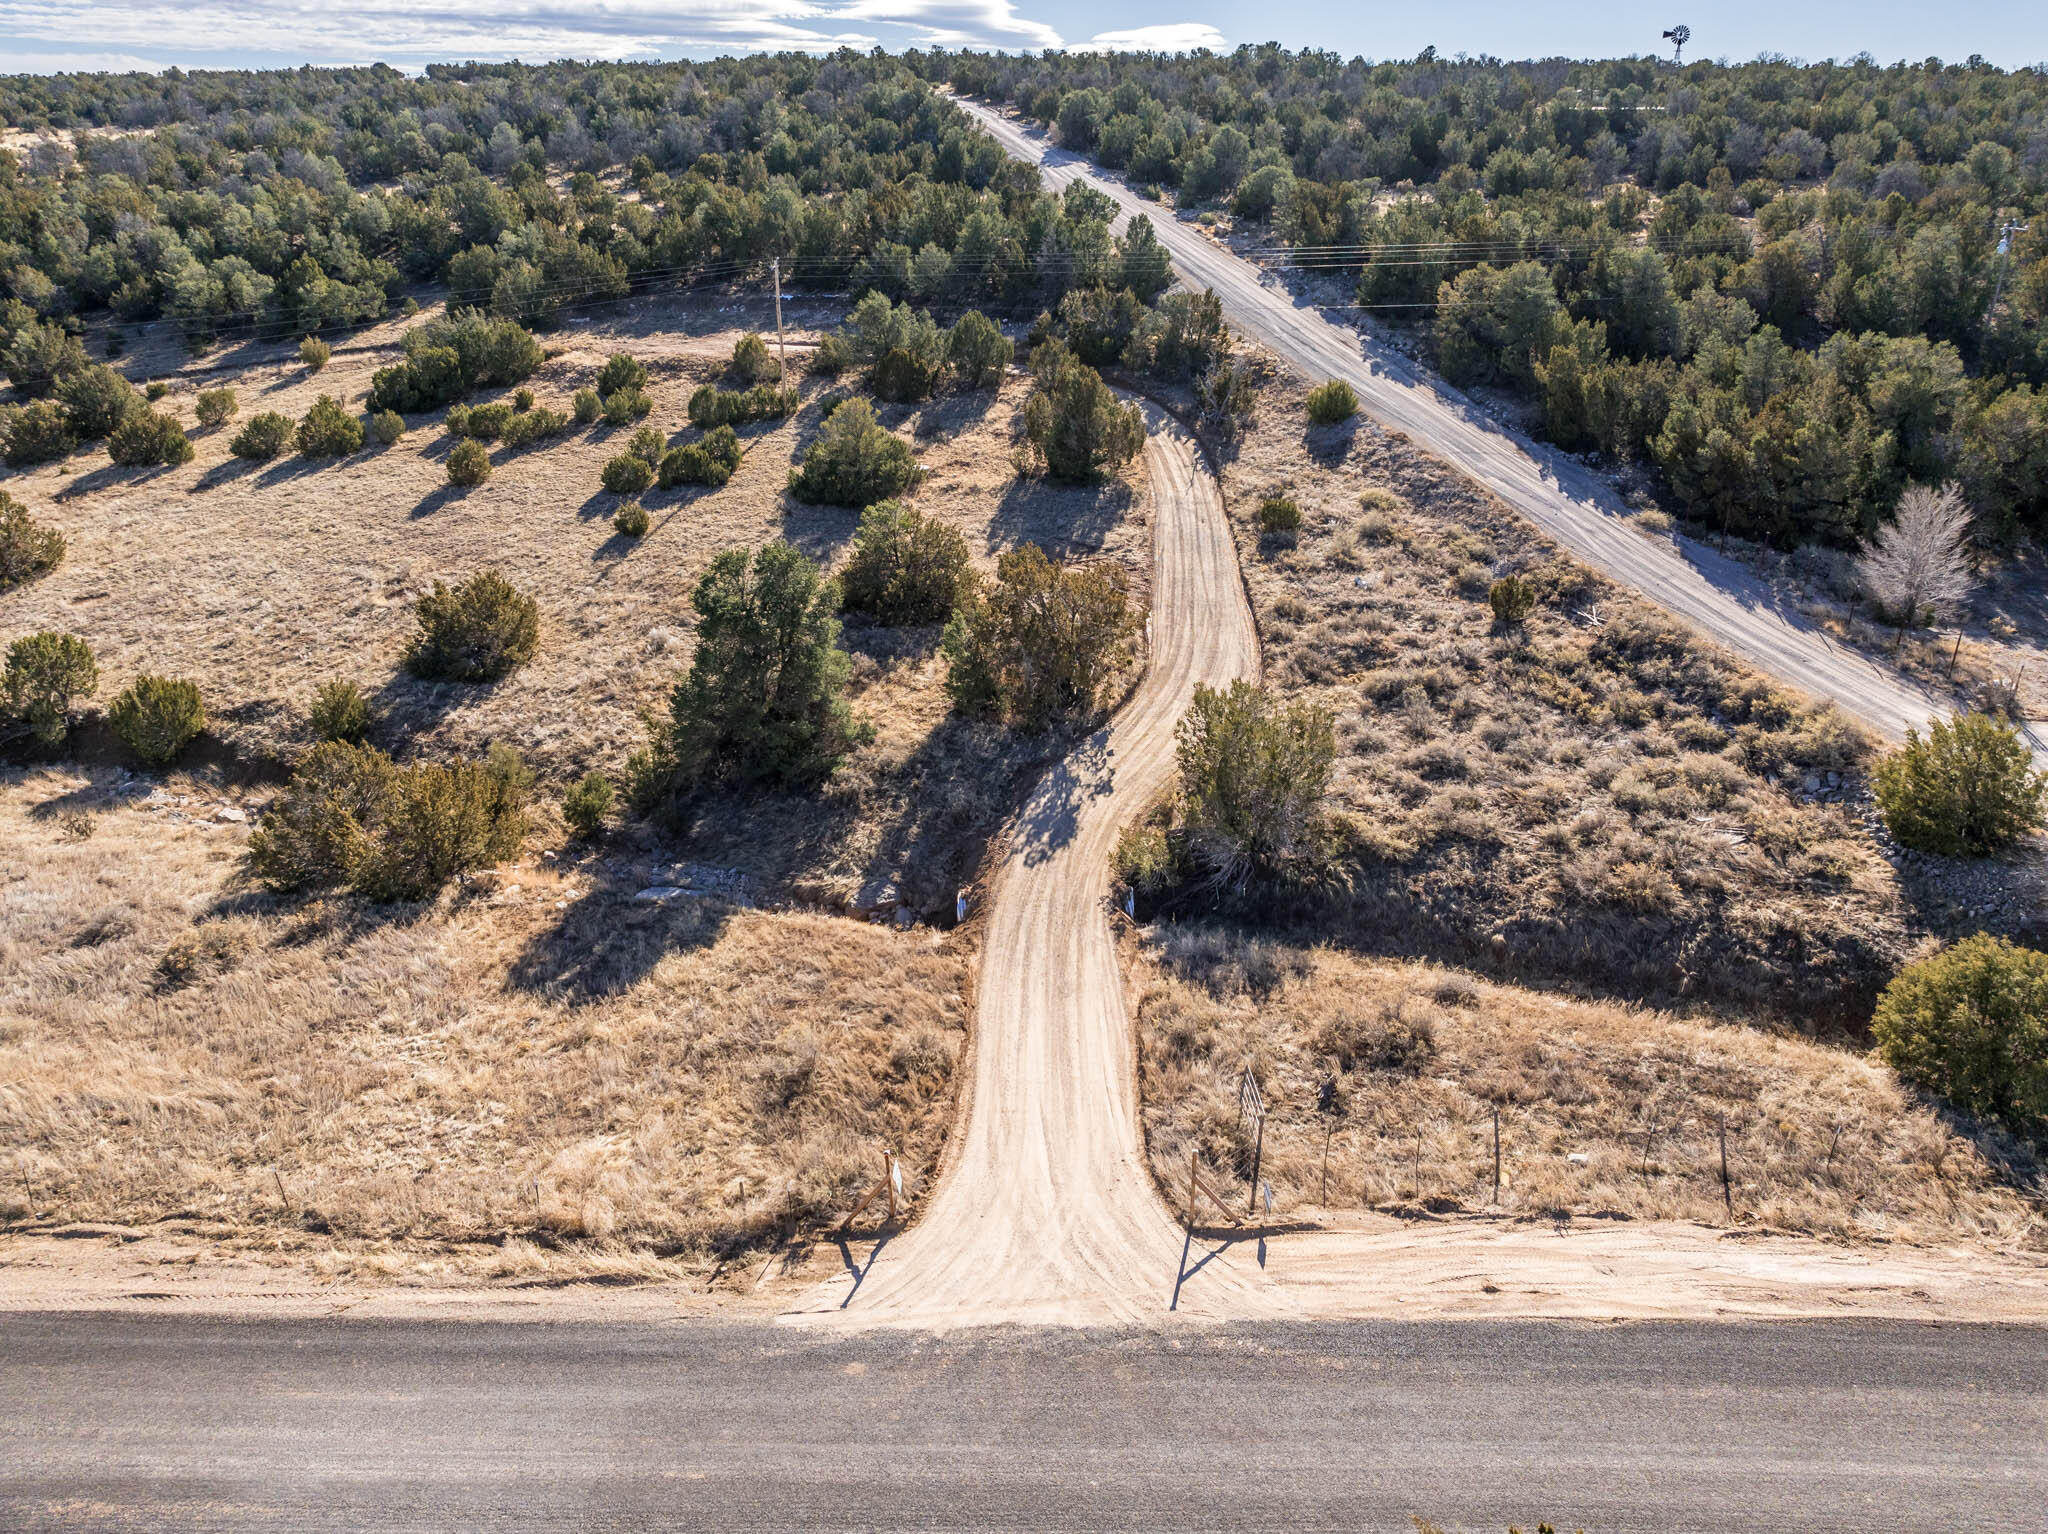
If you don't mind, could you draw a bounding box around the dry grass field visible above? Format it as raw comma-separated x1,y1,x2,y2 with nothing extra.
1129,925,2046,1251
0,301,1154,1258
1195,368,2033,1024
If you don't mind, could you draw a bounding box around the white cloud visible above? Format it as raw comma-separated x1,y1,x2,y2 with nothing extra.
6,49,170,72
1084,22,1226,52
0,0,1066,66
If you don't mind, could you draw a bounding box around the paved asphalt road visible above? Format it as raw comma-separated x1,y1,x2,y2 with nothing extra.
3,1315,2044,1530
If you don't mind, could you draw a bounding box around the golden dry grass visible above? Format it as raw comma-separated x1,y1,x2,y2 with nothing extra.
1130,925,2046,1250
1205,369,1976,1022
0,765,970,1255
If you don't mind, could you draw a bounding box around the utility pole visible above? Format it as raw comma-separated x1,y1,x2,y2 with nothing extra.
1989,220,2030,318
769,256,789,380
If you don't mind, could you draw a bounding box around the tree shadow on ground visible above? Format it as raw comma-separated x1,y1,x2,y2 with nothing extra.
411,483,474,519
255,454,339,489
779,492,860,563
506,875,736,1002
52,461,168,501
368,668,506,736
1010,728,1112,869
1305,417,1364,468
986,474,1132,560
190,455,263,493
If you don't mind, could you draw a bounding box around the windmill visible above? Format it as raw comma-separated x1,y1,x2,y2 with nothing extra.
1662,24,1691,64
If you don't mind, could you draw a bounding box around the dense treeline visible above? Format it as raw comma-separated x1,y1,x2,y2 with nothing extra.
934,46,2048,543
0,53,1171,383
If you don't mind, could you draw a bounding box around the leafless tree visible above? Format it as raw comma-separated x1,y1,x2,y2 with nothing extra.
1857,482,1975,638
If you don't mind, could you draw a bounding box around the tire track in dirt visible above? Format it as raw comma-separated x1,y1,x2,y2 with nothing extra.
784,409,1284,1328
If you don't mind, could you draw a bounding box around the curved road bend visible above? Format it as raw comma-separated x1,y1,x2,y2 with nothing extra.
954,97,2042,763
787,409,1273,1327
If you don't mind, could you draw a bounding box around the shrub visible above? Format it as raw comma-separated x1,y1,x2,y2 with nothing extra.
1022,340,1144,483
613,499,651,537
731,332,782,384
0,491,65,591
372,409,406,445
563,770,615,837
1873,934,2048,1132
145,380,169,401
1305,378,1358,425
310,679,371,743
500,406,565,450
659,425,742,488
1489,574,1537,624
788,397,920,507
108,674,205,765
405,571,540,682
1175,680,1335,892
5,400,75,466
601,386,653,425
296,395,363,457
635,542,861,795
230,410,294,459
627,425,667,463
841,500,972,624
873,346,940,403
1257,495,1301,537
2,631,97,747
447,438,492,487
942,544,1134,729
688,383,794,428
601,452,654,495
947,310,1012,389
810,335,852,376
596,352,648,396
366,311,540,414
514,388,535,412
247,740,528,901
1873,713,2048,857
56,363,142,441
299,336,331,372
107,410,193,466
571,387,601,424
454,401,514,441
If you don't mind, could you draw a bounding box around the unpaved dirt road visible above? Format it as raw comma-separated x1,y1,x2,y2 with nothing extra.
787,409,1273,1327
954,97,2046,765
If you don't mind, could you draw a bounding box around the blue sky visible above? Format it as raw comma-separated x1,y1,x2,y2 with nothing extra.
1,0,2044,76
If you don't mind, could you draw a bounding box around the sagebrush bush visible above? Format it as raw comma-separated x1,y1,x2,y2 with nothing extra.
596,352,648,396
310,679,371,743
371,409,406,445
0,491,65,591
447,438,491,487
601,452,654,495
2,631,97,746
1874,712,2048,857
299,336,331,372
840,499,971,625
229,410,293,459
1175,680,1336,892
405,571,539,682
627,425,666,462
296,395,363,457
613,499,651,537
1873,934,2048,1133
563,770,615,837
107,410,193,466
145,380,169,401
108,674,205,765
942,544,1133,729
1305,378,1358,424
248,739,529,902
787,397,919,507
571,387,600,424
1489,574,1537,624
602,386,653,425
810,335,852,375
455,401,515,441
514,388,535,412
1257,495,1301,536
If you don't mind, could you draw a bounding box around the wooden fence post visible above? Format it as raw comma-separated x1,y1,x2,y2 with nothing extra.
1718,1113,1733,1216
1492,1107,1501,1206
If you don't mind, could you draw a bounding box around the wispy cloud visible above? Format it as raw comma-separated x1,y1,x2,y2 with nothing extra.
1084,23,1226,52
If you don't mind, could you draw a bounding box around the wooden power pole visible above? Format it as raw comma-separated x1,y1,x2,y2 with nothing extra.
769,257,788,380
